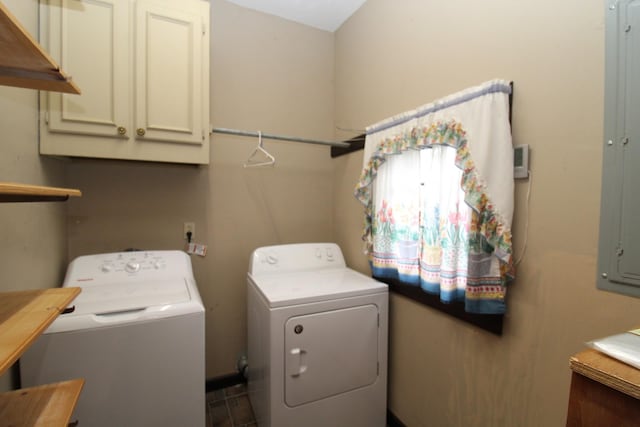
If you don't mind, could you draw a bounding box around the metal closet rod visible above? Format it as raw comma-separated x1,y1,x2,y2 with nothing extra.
211,127,351,148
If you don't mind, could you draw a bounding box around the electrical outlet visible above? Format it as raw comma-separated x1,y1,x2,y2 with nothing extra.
184,222,195,240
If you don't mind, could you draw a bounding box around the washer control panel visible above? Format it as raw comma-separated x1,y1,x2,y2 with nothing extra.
249,243,346,275
64,250,192,287
98,253,167,275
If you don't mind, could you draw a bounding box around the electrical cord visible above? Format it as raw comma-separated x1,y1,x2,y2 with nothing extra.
514,169,532,266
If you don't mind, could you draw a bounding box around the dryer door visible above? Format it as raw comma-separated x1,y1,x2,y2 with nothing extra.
284,304,379,407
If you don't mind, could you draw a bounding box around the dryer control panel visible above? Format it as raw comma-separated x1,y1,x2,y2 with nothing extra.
249,243,346,275
64,250,194,286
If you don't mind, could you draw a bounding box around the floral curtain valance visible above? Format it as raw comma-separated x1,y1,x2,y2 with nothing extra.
354,80,514,314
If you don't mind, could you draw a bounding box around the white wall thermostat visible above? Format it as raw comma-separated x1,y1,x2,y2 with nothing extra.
514,144,529,179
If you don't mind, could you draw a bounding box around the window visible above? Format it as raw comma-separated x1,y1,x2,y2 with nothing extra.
355,80,514,333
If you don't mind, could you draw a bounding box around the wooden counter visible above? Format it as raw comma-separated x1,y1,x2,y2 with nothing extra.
567,348,640,426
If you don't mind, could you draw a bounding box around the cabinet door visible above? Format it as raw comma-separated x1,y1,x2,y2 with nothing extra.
43,0,130,138
134,0,208,145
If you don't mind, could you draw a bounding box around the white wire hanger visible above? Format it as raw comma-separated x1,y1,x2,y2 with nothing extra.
244,130,275,168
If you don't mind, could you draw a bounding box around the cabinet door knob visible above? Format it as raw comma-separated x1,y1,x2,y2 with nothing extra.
136,128,146,136
117,126,127,135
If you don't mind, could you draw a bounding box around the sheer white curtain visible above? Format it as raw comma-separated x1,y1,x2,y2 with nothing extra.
355,80,514,314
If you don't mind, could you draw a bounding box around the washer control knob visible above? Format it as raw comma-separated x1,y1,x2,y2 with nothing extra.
101,264,113,273
266,254,278,265
326,248,334,261
125,262,140,273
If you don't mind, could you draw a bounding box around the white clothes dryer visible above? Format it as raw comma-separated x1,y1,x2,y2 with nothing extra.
247,243,388,427
20,250,205,427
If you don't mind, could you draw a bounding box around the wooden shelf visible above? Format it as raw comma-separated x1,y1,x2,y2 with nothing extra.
0,289,83,425
0,182,82,203
0,288,80,376
0,379,84,427
0,2,80,94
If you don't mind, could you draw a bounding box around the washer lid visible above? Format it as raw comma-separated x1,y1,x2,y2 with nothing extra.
249,268,387,308
66,279,191,316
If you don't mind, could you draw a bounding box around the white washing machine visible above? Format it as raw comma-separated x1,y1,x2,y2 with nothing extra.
20,250,205,427
247,243,388,427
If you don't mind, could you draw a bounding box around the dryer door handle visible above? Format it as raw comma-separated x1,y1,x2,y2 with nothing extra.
287,348,307,377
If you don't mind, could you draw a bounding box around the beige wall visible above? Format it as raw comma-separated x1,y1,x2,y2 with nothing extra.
334,0,640,425
65,0,336,378
0,0,69,391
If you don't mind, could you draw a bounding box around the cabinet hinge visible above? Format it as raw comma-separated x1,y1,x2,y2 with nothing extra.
623,136,630,145
202,23,206,36
625,24,632,33
44,111,49,125
616,245,624,257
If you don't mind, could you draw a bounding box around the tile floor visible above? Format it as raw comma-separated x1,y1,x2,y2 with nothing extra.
206,383,257,427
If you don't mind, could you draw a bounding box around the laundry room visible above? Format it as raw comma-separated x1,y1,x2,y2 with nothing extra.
2,0,640,426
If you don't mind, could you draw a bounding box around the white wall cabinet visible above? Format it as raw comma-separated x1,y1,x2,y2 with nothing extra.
39,0,210,164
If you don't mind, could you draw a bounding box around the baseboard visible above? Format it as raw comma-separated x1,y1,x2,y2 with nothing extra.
205,372,246,392
387,409,407,427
